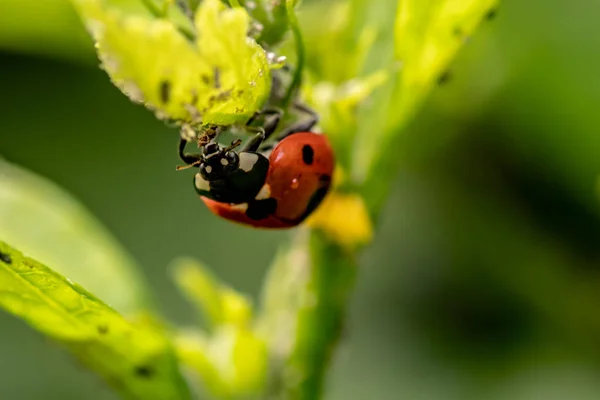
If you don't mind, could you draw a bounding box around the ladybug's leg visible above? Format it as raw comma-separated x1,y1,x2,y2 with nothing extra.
261,108,283,140
178,138,202,165
245,107,281,126
242,129,267,152
275,102,319,140
294,102,319,120
243,109,282,152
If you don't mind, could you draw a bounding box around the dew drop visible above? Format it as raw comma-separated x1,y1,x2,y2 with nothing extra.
267,52,286,68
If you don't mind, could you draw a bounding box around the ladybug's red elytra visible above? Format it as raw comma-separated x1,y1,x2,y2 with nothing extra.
178,106,335,228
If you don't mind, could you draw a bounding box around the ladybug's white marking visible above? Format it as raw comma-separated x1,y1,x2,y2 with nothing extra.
205,165,212,174
194,173,210,191
239,153,259,172
231,203,249,212
255,184,271,200
221,158,229,166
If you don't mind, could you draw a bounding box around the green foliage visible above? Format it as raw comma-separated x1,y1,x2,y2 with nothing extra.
176,327,267,398
172,258,267,398
0,0,498,399
356,0,500,211
0,159,150,316
391,0,499,127
0,241,189,400
240,0,292,47
172,257,253,329
71,0,272,126
257,231,358,399
257,1,500,399
384,0,499,148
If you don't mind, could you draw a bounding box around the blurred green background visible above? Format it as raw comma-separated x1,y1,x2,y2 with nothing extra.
2,0,600,399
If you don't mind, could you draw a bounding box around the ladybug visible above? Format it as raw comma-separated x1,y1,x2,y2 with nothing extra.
178,107,335,228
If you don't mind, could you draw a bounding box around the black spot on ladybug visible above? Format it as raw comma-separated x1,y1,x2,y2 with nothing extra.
97,325,109,335
0,251,12,264
300,186,330,221
302,145,314,165
201,74,211,85
134,365,154,379
159,80,170,104
246,198,278,220
319,174,332,183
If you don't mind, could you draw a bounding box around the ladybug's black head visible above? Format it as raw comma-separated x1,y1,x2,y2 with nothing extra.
199,142,240,181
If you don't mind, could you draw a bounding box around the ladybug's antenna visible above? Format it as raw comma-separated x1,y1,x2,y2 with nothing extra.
175,160,202,171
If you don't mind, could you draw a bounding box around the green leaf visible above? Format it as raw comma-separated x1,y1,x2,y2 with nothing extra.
171,257,253,330
172,258,223,329
0,159,150,316
355,0,499,212
176,326,267,398
390,0,499,130
300,0,377,85
0,241,190,400
172,258,267,398
71,0,271,126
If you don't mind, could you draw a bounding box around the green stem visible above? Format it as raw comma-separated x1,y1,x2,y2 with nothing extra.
260,231,358,399
229,0,241,7
293,233,357,399
283,0,305,107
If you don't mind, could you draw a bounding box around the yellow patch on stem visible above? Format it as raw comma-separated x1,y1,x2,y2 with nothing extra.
306,190,373,249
